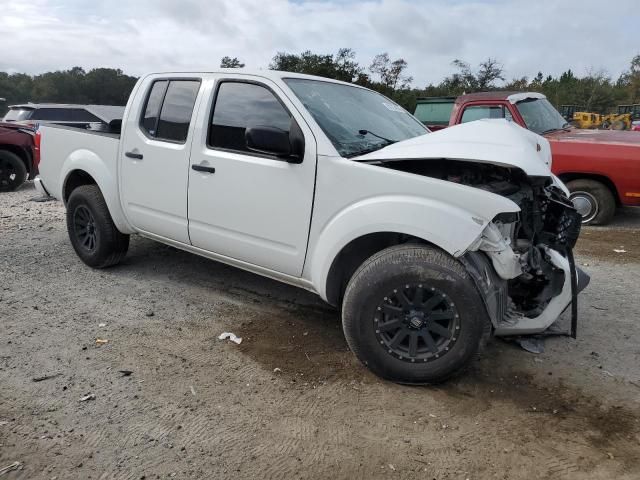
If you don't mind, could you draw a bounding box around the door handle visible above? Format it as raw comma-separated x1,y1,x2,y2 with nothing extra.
192,164,216,174
125,151,143,160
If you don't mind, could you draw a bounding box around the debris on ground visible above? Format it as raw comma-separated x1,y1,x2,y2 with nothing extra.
190,386,196,396
591,305,608,311
95,338,108,346
0,461,22,476
118,370,133,377
515,337,545,354
145,311,154,317
273,368,282,373
32,373,61,382
218,332,242,345
98,323,106,327
613,248,626,253
28,195,55,203
79,394,96,402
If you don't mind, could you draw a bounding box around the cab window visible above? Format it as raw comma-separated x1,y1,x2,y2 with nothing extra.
461,105,512,123
208,81,291,153
140,79,200,143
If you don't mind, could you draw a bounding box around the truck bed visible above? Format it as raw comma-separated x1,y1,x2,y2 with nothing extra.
38,124,120,202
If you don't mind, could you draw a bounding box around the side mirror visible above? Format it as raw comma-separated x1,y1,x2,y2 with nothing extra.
246,126,291,156
245,121,304,163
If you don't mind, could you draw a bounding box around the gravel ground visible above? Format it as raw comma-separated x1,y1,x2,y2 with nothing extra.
1,183,639,480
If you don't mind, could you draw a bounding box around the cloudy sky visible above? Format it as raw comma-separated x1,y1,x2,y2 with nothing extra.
1,0,637,86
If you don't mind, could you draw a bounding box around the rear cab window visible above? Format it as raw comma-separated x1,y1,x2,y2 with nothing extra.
414,100,454,126
461,105,513,123
140,79,201,143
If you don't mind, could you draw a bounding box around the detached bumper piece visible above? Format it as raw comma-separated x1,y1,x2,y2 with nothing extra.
567,248,591,338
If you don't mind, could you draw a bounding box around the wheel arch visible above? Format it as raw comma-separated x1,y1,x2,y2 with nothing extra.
558,172,621,206
0,144,33,178
307,195,516,305
63,169,98,203
60,157,134,234
324,232,433,307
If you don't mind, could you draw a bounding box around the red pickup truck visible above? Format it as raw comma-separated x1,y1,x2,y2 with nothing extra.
414,92,640,225
0,122,40,192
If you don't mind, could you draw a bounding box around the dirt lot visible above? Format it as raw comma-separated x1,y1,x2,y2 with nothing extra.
1,183,640,480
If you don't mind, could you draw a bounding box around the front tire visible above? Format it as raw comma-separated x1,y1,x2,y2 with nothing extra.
66,185,129,268
341,245,488,384
566,179,616,225
0,150,28,192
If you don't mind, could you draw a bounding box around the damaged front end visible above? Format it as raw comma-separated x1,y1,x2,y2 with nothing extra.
462,176,590,337
376,158,590,337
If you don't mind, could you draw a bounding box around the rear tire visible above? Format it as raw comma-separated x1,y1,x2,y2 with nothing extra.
66,185,129,268
341,244,488,384
566,179,616,225
0,150,28,192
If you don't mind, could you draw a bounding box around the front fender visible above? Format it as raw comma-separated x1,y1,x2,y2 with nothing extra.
60,150,134,234
307,193,519,301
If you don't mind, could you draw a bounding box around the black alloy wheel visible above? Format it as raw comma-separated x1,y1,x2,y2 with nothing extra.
73,205,99,252
374,284,460,362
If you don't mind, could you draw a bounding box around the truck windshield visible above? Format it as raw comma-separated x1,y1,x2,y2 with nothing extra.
515,98,568,135
3,108,33,122
284,78,427,157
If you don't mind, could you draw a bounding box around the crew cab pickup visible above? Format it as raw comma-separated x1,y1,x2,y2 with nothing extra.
36,71,588,384
414,92,640,225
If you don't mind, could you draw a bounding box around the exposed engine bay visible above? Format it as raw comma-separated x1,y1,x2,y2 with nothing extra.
374,158,589,336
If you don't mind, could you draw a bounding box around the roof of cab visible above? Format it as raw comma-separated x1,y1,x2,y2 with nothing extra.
456,91,547,104
144,69,364,88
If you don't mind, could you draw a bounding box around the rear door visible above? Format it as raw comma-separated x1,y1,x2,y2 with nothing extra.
119,77,202,244
187,77,317,276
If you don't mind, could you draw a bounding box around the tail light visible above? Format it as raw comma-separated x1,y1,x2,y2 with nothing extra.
33,129,41,171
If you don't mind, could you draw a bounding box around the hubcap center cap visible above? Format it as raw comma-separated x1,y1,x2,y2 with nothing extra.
409,316,424,328
407,310,426,329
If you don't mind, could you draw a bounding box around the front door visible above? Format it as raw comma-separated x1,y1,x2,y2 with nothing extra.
187,78,317,276
120,78,201,244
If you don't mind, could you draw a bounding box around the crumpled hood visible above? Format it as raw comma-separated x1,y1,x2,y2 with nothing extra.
353,119,553,177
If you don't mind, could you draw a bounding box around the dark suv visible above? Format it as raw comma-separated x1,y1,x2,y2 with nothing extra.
3,103,124,129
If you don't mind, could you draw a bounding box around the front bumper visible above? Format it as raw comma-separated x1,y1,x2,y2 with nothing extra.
463,247,590,337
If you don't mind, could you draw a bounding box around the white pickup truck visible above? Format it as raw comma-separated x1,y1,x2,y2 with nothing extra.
36,70,589,384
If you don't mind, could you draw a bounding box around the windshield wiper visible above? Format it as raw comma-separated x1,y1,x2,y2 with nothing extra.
343,130,400,158
541,122,572,135
358,129,397,144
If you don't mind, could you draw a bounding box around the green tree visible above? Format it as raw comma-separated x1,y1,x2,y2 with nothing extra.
220,56,245,68
369,53,413,92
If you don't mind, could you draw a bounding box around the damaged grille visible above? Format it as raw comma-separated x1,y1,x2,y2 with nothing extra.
539,188,582,249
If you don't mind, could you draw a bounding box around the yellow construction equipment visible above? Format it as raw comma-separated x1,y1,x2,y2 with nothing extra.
571,112,604,129
571,111,632,130
601,113,632,130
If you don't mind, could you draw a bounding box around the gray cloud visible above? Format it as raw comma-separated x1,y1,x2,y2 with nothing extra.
0,0,637,86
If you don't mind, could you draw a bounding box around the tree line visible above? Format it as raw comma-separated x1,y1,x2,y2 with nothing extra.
1,52,639,116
